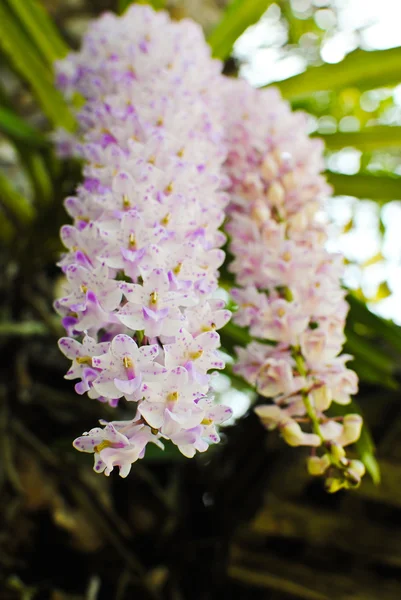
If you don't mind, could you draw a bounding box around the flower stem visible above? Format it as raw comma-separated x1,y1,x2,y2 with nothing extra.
302,391,324,442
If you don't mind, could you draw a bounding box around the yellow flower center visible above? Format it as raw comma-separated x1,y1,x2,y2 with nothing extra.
201,323,216,332
94,440,113,453
149,291,158,306
76,356,92,365
160,213,171,226
164,182,174,195
123,356,133,369
128,233,136,248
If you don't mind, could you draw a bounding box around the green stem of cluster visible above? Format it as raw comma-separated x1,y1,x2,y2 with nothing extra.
302,391,324,442
292,346,325,442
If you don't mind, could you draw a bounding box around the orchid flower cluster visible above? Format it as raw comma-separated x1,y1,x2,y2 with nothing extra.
54,5,364,489
53,5,233,477
223,80,365,492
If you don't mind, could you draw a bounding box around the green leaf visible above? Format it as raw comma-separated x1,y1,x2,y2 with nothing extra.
0,105,53,207
0,81,55,206
221,321,252,347
0,106,48,148
0,210,14,245
142,440,185,462
317,126,401,152
347,293,401,355
208,0,273,60
349,356,397,390
220,321,278,362
327,171,401,202
0,171,35,225
274,47,401,99
144,0,165,8
356,425,381,485
0,2,74,130
344,329,395,375
0,321,49,336
5,0,68,64
22,151,53,206
118,0,165,14
118,0,129,13
345,304,399,388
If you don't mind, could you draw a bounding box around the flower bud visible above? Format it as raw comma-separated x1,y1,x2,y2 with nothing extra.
267,181,285,207
261,155,279,180
251,200,271,225
307,454,330,476
325,476,345,494
281,171,296,191
347,459,366,479
341,414,363,445
254,404,282,430
328,440,346,462
256,358,294,398
281,420,320,447
344,472,362,489
320,419,343,441
310,384,332,411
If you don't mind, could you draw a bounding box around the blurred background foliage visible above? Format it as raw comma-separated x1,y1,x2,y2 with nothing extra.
1,0,401,599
